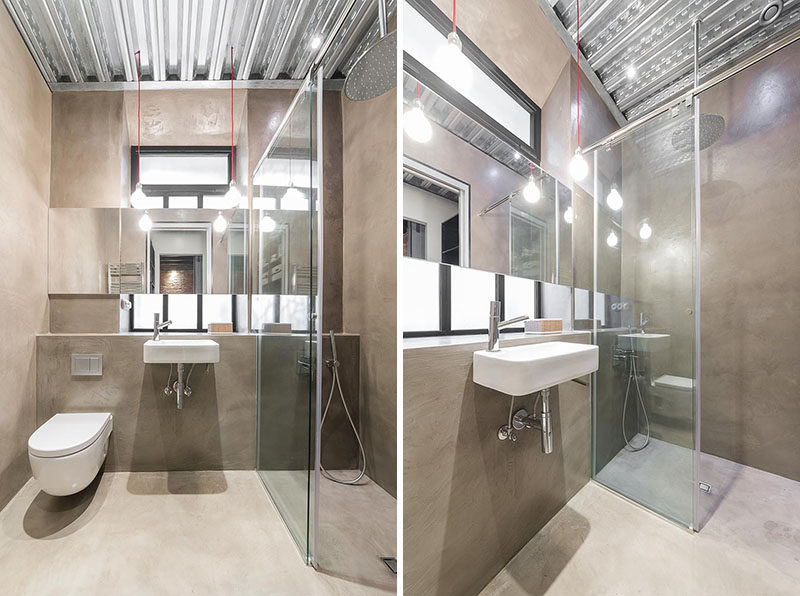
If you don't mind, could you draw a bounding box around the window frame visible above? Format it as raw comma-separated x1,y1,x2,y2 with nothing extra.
128,294,239,334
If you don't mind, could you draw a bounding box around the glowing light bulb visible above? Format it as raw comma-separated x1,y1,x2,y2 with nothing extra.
626,64,637,80
436,32,472,91
130,182,147,208
403,99,432,143
214,211,227,233
607,231,618,247
261,214,277,232
639,222,653,240
569,150,589,181
310,36,322,50
281,184,308,211
563,206,574,224
138,211,153,232
225,180,242,208
606,188,623,211
522,176,540,203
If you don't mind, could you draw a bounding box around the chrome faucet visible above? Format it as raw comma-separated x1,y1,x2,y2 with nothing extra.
153,313,173,341
487,300,529,352
639,312,648,333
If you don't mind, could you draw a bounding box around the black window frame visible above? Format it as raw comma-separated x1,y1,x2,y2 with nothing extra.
130,145,233,208
404,0,542,165
128,294,239,334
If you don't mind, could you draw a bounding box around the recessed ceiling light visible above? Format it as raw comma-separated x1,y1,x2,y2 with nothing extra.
310,36,322,50
626,64,637,80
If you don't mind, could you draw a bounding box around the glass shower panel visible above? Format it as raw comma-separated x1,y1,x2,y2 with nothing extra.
253,79,318,561
591,102,697,528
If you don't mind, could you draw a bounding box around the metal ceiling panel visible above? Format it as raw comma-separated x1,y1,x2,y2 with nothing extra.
2,0,395,88
551,0,800,119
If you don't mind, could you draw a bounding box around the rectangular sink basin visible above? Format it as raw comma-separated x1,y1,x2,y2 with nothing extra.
473,341,599,396
143,339,220,364
617,333,670,352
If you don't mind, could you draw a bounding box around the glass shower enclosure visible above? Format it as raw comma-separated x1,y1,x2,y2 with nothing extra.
589,102,699,529
252,78,320,561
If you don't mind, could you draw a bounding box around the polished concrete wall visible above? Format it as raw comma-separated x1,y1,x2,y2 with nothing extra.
50,296,120,334
699,41,800,482
0,8,52,510
342,90,397,497
36,335,256,471
403,334,591,596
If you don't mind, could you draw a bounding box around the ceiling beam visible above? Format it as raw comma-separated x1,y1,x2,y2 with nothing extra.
534,0,627,126
49,78,345,92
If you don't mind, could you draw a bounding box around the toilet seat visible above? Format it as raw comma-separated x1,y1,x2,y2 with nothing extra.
28,413,113,458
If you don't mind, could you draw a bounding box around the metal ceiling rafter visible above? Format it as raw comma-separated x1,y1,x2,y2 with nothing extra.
77,0,107,81
41,0,82,81
266,0,310,79
4,0,56,81
111,0,133,80
239,0,271,80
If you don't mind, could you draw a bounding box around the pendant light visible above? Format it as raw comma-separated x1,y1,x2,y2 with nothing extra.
131,50,147,208
606,187,623,210
570,0,589,182
564,205,574,224
225,46,242,209
606,230,618,247
214,211,228,233
404,82,432,143
639,220,653,240
139,211,153,232
260,214,277,232
522,163,540,203
436,0,471,91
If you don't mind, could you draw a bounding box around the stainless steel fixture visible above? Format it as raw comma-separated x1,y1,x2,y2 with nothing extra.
152,313,172,341
487,301,529,352
344,0,396,101
639,312,649,333
498,388,554,454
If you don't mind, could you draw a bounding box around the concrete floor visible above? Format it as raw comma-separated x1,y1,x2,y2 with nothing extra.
481,457,800,595
0,471,393,595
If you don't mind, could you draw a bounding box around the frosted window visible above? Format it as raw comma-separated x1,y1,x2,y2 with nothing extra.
168,294,198,329
140,154,229,185
451,266,495,330
403,257,439,332
574,288,591,320
280,296,310,331
168,196,198,209
251,294,275,331
541,282,572,330
202,295,233,329
133,294,163,330
504,275,536,320
203,195,229,210
132,195,163,209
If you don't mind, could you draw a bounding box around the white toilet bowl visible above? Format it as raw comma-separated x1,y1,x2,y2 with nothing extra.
28,413,113,496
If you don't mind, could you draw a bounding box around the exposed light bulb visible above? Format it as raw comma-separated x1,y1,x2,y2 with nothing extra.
214,211,228,233
569,150,589,181
260,214,277,233
626,64,637,80
138,211,153,232
606,230,618,247
225,180,242,208
404,99,432,143
238,193,249,209
436,31,472,91
130,182,147,208
310,36,322,50
523,176,540,203
639,222,653,240
563,206,574,224
281,184,308,211
606,188,623,211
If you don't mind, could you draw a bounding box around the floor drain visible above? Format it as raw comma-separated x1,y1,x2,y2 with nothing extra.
381,557,397,574
699,481,712,494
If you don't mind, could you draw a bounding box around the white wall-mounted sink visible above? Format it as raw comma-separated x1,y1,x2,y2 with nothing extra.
473,341,599,396
617,333,670,352
143,339,220,364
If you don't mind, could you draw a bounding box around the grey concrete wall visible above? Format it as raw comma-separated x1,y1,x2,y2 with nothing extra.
37,335,257,471
342,90,398,497
0,8,51,510
403,334,591,596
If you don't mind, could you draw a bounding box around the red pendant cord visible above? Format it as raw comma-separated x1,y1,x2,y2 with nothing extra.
136,50,141,183
530,162,534,177
230,46,235,182
453,0,456,33
576,0,580,148
416,81,420,99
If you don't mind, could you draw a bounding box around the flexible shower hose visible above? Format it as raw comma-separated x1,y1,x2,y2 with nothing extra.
320,347,367,485
622,353,650,452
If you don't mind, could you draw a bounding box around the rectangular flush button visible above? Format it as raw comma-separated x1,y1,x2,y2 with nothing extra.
71,354,103,376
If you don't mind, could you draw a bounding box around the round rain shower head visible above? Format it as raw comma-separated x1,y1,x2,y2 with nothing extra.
344,30,397,101
671,113,726,152
759,0,784,26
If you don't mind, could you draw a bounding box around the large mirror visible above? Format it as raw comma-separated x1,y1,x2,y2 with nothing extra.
402,72,572,285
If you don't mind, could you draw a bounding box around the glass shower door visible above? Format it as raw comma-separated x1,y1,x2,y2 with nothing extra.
590,102,698,528
253,78,318,561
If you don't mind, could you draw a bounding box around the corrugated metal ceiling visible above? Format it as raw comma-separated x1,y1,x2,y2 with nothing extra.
2,0,395,88
552,0,800,119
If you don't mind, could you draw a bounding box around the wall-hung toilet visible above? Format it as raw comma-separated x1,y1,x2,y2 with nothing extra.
28,413,113,496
